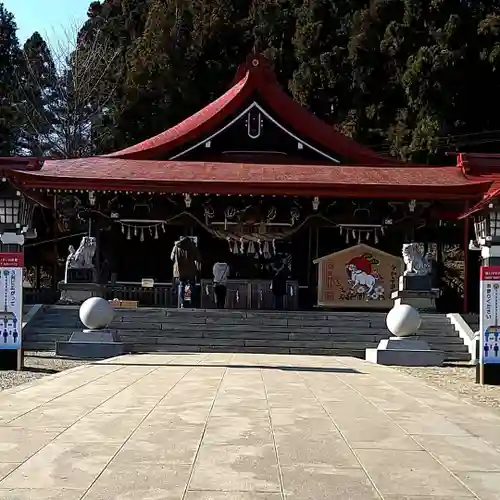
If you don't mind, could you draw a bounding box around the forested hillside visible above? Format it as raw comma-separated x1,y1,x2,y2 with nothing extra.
1,0,500,162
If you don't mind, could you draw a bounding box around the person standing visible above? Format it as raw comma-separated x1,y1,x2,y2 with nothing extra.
271,259,287,310
213,260,230,308
171,236,201,308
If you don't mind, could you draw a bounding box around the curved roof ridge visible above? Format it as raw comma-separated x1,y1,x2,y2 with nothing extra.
105,70,253,160
105,53,397,165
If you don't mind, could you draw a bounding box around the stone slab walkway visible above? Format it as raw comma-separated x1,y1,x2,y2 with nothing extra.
1,353,500,499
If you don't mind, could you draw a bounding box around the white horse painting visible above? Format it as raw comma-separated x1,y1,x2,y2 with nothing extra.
347,264,377,295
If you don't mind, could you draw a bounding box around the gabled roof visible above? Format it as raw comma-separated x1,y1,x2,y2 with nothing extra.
313,244,402,264
105,54,397,165
455,153,500,218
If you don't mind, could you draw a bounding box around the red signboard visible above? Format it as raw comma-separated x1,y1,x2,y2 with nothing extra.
0,253,24,268
480,266,500,280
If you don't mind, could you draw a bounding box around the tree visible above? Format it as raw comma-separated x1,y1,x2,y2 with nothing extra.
348,0,500,162
74,0,156,152
16,24,119,158
16,32,58,156
291,0,361,128
249,0,300,83
0,2,21,156
65,0,500,164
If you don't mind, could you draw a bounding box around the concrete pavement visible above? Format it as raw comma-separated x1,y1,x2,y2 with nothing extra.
0,353,499,499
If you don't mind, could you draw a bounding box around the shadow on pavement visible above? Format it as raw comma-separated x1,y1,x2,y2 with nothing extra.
90,362,361,374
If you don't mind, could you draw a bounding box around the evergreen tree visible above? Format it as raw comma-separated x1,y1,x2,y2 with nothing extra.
76,0,154,152
0,2,21,156
123,0,194,146
17,32,57,156
71,0,500,163
291,0,361,127
249,0,300,83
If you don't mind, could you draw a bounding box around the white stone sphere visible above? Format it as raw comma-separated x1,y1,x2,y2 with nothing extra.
386,304,421,337
79,297,115,330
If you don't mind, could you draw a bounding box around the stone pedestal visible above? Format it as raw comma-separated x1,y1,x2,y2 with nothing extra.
56,329,126,359
58,282,105,304
365,337,444,366
391,275,440,311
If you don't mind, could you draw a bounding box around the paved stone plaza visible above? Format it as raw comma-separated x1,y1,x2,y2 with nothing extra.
0,354,499,499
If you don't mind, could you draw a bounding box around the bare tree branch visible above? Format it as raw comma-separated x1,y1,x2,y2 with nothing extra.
15,21,119,158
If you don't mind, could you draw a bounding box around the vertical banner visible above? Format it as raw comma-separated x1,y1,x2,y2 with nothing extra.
0,253,23,350
480,266,500,364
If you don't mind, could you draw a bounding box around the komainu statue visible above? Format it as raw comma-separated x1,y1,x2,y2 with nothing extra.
73,236,97,268
402,243,432,276
65,236,97,278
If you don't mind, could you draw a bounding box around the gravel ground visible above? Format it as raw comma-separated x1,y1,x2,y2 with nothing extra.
395,364,500,412
0,352,87,392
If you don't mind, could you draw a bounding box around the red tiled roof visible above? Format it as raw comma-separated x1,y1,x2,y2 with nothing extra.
11,158,490,199
459,182,500,218
105,54,396,165
0,156,43,170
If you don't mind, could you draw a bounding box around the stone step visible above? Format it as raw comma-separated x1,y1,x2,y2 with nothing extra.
24,305,471,362
23,327,462,343
41,305,452,317
22,341,470,361
126,344,368,357
24,331,469,349
38,312,454,329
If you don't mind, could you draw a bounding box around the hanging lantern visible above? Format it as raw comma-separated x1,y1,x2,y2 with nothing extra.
134,226,138,236
352,229,356,239
162,222,166,232
366,231,370,240
345,231,349,244
339,226,343,235
140,228,145,241
357,231,361,244
154,225,159,239
126,226,131,240
121,224,125,234
374,229,379,244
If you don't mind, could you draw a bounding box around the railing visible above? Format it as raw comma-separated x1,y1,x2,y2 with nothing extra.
105,282,176,307
23,288,59,305
22,280,302,310
201,279,299,310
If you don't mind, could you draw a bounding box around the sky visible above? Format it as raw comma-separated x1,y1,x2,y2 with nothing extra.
3,0,89,47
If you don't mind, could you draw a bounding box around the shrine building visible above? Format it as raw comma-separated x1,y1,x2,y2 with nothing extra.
0,54,498,312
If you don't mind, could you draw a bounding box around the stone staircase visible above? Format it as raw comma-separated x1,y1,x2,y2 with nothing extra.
22,306,471,361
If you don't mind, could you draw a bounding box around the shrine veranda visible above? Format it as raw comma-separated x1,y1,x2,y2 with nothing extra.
0,54,497,313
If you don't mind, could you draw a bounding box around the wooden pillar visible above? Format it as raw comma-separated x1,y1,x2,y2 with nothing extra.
306,225,312,287
463,201,470,314
52,218,58,290
315,225,319,259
